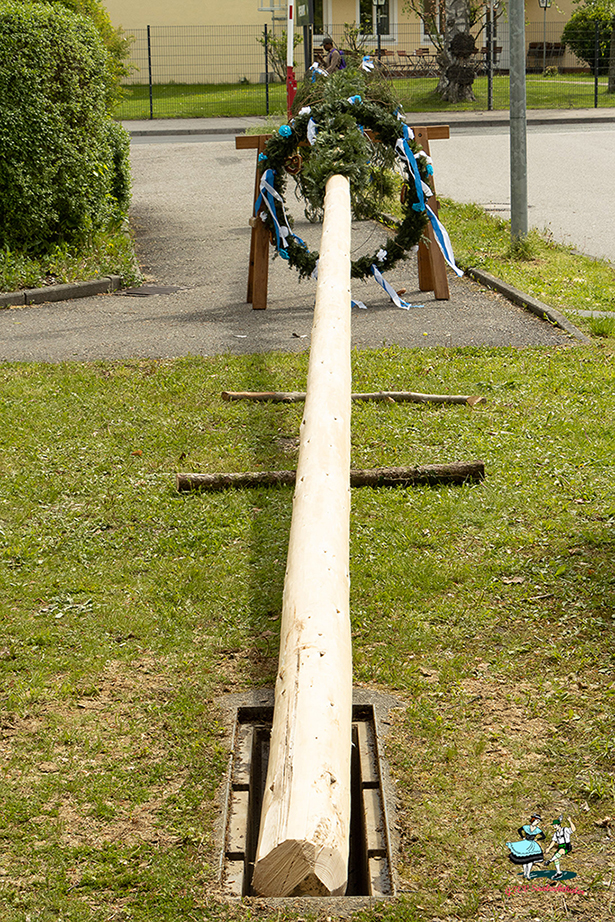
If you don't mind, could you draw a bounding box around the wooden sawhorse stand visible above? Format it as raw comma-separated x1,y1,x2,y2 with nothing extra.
235,125,450,310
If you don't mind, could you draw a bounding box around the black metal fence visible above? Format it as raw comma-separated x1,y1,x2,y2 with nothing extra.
115,22,615,120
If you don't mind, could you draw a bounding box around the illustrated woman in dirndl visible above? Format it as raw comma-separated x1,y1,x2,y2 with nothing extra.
506,813,546,880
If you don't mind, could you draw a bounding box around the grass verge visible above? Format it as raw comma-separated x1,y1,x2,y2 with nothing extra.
1,347,614,920
438,198,615,338
0,228,142,295
114,75,615,120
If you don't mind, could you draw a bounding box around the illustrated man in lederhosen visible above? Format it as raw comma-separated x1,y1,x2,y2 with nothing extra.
544,815,576,880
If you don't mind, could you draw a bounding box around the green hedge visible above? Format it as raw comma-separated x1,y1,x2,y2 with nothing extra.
0,1,131,253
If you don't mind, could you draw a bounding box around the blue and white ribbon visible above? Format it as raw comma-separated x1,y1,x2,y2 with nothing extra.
307,118,318,146
309,62,329,79
255,168,309,259
395,123,463,277
255,169,289,253
371,265,423,310
395,124,426,213
426,205,464,277
360,55,375,72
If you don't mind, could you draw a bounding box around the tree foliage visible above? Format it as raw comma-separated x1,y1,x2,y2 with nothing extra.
0,1,131,253
257,28,302,81
562,0,615,77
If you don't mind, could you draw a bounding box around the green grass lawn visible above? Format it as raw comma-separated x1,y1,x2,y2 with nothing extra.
438,198,615,337
0,230,142,295
1,342,614,920
114,74,615,120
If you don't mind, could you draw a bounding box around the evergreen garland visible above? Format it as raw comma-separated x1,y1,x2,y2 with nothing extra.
256,68,432,281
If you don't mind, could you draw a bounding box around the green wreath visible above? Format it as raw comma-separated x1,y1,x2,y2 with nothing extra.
255,69,433,282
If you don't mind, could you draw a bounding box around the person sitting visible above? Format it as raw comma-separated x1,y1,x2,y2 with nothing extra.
322,39,346,73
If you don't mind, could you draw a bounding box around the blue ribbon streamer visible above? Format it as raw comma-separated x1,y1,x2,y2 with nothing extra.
396,124,426,213
254,168,308,257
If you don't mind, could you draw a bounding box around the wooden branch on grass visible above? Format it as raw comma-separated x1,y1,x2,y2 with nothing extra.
176,460,484,493
222,390,486,406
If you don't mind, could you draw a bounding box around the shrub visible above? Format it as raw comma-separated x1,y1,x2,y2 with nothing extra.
0,1,131,253
14,0,133,107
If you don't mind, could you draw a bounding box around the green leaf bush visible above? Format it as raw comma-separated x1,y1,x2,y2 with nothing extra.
0,1,131,254
562,1,615,77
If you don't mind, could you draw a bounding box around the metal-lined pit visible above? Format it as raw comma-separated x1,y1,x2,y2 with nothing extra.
220,692,398,900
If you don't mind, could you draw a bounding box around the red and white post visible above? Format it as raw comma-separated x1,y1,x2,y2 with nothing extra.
286,0,297,119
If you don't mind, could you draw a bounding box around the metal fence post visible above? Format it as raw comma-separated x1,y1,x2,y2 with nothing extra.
594,19,599,108
509,0,528,242
147,25,154,120
487,10,493,110
264,24,269,116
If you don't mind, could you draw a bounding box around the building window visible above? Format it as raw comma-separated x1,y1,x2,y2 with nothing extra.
422,0,445,41
313,0,332,38
359,0,391,37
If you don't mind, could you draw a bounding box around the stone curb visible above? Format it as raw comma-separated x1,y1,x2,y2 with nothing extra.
128,126,247,137
0,275,122,309
464,267,592,344
123,112,615,138
0,268,595,345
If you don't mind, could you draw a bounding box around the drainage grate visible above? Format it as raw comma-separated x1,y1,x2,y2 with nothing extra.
119,285,183,297
221,699,396,899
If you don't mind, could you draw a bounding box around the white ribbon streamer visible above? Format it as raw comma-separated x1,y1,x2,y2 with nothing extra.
426,204,464,277
257,171,290,248
371,265,423,310
307,118,318,146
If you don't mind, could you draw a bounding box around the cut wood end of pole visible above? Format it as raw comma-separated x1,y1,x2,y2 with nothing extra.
251,838,348,897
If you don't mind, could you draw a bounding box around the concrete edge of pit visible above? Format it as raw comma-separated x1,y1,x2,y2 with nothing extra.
215,687,407,904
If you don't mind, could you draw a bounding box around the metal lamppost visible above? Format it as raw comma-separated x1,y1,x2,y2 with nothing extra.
375,0,386,62
539,0,552,73
509,0,528,243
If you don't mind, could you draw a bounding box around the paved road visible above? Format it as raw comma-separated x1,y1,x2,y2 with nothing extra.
0,128,585,361
431,123,615,265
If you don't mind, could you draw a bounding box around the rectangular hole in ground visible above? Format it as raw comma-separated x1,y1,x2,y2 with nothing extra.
222,701,394,899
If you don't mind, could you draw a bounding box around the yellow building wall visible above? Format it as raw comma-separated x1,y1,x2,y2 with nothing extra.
104,0,576,31
105,0,581,85
105,0,274,28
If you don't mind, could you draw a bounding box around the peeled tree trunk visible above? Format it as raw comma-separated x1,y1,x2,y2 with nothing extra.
251,175,353,898
437,0,477,102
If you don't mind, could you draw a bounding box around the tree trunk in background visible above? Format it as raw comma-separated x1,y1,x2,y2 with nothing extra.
437,0,477,102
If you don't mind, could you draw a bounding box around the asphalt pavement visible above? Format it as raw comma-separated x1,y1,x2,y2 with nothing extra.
2,108,609,362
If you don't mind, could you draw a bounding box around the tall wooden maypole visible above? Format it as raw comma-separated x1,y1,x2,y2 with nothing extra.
251,175,353,897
